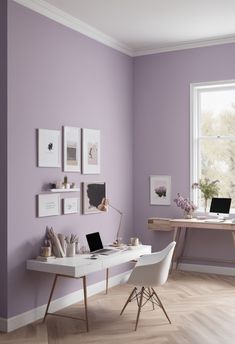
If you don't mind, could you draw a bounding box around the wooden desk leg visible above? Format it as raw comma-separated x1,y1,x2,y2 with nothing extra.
82,276,89,332
176,228,188,270
106,268,109,294
43,274,58,322
170,227,181,272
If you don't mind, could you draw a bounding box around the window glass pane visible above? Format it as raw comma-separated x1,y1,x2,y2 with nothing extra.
200,138,235,208
200,90,235,136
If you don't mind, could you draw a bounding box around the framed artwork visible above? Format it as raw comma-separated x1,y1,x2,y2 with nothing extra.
38,193,60,217
150,175,171,205
82,128,100,174
82,182,106,214
63,197,79,214
38,129,61,167
63,126,81,172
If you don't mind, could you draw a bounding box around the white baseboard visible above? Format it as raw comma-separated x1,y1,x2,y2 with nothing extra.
0,317,7,332
0,270,131,333
179,262,235,276
1,263,234,332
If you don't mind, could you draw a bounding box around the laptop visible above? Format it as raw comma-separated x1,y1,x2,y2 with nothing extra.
86,232,117,255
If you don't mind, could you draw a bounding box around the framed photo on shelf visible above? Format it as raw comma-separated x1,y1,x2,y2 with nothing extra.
38,193,60,217
38,129,61,167
82,128,100,174
150,175,171,205
82,182,106,214
63,197,79,214
63,126,81,172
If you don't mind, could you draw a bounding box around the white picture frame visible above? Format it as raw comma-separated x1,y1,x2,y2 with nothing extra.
63,126,81,172
82,182,106,214
38,193,60,217
38,129,61,167
82,128,100,174
63,197,79,214
150,175,171,205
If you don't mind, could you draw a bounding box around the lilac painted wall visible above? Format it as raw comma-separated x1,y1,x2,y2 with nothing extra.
0,0,8,319
5,0,235,323
133,44,235,263
7,1,133,317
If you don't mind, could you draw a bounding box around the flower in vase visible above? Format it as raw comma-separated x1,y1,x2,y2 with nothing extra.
192,178,219,212
174,193,197,217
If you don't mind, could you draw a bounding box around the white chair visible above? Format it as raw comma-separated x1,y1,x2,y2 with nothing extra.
120,241,176,330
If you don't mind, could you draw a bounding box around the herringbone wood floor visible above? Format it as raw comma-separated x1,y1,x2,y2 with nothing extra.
1,271,235,344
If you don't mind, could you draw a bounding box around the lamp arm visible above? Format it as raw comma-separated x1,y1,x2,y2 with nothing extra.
116,212,123,243
108,203,123,243
108,203,123,216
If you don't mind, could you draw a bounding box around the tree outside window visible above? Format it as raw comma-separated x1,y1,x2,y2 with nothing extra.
191,81,235,210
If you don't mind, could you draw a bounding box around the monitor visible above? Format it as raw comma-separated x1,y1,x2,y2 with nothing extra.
209,198,231,219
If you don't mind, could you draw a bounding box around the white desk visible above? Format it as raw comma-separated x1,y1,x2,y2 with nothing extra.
27,245,151,331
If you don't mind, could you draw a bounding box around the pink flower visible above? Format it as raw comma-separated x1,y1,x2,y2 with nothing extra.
174,193,197,213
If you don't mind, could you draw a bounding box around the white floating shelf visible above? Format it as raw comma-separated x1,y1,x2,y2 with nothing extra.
50,188,80,193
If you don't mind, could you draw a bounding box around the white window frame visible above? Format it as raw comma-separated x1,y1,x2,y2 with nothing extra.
190,79,235,212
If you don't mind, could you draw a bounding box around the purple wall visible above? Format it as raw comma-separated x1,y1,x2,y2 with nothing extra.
5,0,235,322
133,45,235,263
7,1,133,317
0,0,8,319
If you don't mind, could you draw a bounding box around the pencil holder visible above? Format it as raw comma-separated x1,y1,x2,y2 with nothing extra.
66,243,76,257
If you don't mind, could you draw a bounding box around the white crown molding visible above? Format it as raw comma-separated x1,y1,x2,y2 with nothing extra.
133,35,235,56
13,0,133,56
11,1,235,57
0,270,130,333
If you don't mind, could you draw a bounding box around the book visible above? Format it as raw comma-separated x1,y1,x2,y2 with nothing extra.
36,256,56,262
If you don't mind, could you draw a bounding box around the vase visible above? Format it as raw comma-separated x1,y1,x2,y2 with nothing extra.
184,211,193,219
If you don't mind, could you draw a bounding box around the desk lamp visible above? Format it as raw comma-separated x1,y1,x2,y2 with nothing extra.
98,198,123,246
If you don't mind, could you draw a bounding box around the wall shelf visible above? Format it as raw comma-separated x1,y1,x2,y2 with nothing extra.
50,188,80,193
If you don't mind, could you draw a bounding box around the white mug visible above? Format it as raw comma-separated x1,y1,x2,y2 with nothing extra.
130,237,139,246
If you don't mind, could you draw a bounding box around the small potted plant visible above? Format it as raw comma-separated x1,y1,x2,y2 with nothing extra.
192,178,219,213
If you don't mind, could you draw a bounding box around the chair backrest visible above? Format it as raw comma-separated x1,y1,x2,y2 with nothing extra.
128,241,176,287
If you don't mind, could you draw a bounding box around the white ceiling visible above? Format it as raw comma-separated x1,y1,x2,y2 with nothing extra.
14,0,235,56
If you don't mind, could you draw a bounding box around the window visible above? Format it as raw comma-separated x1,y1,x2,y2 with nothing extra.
190,80,235,211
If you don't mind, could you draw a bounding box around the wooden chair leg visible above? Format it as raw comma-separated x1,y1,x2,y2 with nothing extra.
152,288,171,324
135,287,144,331
120,287,137,315
148,287,155,310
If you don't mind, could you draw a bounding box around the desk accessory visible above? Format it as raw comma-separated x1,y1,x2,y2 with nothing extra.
97,198,123,246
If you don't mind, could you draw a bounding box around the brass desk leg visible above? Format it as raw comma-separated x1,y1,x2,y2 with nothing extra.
43,274,58,322
232,231,235,245
106,268,109,294
82,276,89,332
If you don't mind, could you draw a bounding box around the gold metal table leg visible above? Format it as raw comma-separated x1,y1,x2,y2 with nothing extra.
43,274,58,322
83,276,89,332
106,268,109,294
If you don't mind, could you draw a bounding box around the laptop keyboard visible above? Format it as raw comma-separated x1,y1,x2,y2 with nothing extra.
95,249,117,254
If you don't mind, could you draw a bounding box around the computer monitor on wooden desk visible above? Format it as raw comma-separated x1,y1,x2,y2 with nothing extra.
209,197,231,220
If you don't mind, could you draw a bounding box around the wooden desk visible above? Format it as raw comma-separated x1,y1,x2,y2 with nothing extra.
27,245,151,331
148,217,235,268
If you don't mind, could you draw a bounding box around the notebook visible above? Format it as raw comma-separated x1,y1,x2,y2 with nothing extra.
86,232,117,255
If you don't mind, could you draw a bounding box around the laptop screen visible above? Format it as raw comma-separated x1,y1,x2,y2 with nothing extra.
86,232,104,252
